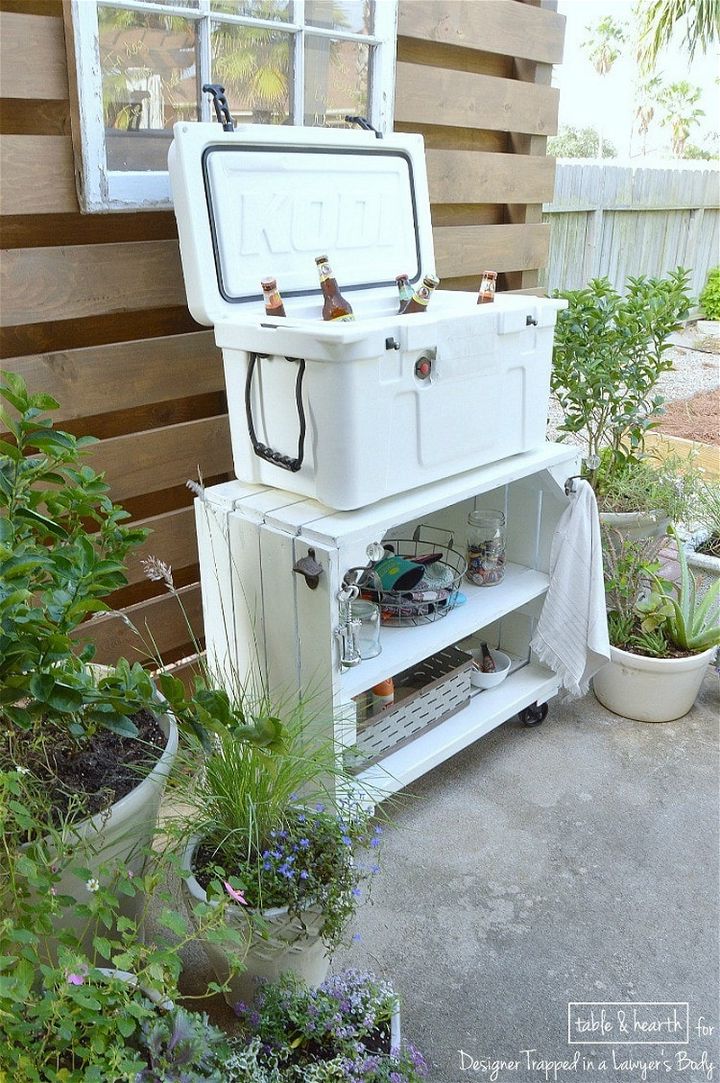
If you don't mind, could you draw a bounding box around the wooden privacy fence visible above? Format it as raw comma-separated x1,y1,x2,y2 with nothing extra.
0,0,564,673
543,161,720,295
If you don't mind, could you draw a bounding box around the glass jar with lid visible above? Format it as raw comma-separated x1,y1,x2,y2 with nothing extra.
465,509,506,586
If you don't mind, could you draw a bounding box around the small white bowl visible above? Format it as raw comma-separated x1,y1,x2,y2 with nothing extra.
467,649,512,689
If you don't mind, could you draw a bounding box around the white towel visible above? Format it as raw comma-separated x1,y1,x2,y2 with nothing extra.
530,479,610,698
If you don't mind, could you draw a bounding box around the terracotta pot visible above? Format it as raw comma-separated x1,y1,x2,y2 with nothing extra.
181,836,330,1007
593,644,716,723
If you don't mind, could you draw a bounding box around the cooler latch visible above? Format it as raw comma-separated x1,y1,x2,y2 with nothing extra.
344,115,383,139
203,84,235,131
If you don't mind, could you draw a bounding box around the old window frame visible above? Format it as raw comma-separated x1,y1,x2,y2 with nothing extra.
67,0,398,212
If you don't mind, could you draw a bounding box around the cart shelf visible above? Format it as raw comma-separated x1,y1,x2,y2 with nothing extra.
340,563,550,698
354,661,559,798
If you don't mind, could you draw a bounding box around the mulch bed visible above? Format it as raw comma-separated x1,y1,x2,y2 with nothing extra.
657,388,719,445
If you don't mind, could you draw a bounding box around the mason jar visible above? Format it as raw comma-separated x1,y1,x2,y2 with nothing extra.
465,509,506,586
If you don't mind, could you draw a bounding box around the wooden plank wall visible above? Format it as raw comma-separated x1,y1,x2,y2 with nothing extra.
396,0,564,291
544,161,720,294
0,0,565,671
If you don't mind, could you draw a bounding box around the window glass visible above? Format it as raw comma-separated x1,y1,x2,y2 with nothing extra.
304,36,370,127
99,8,198,171
305,0,373,35
211,22,292,124
210,0,292,20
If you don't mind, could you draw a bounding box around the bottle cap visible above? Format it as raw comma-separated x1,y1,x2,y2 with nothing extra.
315,254,329,264
423,273,440,288
371,678,394,695
261,277,277,290
395,273,409,283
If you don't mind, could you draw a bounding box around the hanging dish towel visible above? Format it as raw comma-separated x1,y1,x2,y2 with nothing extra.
530,479,610,697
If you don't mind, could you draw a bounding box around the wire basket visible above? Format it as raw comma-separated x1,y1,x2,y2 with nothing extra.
359,525,467,627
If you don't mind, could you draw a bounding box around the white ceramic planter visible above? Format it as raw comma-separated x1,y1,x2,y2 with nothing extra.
685,532,720,606
181,837,330,1007
593,644,716,723
42,709,179,959
696,319,720,337
600,509,670,542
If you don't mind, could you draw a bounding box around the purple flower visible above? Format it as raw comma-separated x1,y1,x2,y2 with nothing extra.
66,964,88,986
370,837,380,848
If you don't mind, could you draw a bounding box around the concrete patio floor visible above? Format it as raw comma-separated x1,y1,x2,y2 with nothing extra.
335,670,720,1083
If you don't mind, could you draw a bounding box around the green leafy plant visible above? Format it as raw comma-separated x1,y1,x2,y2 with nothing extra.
699,265,720,320
654,526,720,651
602,526,720,655
597,452,700,518
0,370,156,741
0,766,244,1081
551,269,692,495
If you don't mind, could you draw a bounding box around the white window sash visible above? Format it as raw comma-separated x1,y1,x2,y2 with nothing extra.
68,0,398,213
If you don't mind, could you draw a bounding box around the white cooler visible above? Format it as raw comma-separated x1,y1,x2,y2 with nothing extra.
169,122,565,511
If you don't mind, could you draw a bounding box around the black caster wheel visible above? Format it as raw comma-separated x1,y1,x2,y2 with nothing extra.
518,702,548,727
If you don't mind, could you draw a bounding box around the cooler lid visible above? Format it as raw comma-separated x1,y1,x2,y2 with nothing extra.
168,122,434,326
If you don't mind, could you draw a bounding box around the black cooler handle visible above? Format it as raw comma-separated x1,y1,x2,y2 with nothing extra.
245,353,306,473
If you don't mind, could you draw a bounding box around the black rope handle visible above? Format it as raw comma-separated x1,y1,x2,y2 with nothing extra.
245,353,306,473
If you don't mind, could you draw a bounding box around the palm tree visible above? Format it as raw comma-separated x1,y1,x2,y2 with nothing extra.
581,16,626,158
636,0,720,72
658,80,705,156
634,74,663,156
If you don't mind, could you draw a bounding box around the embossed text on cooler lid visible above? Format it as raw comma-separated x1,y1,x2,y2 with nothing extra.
202,143,421,304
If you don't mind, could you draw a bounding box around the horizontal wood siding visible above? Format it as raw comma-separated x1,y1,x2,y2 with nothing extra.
396,0,564,291
0,0,565,670
0,1,228,668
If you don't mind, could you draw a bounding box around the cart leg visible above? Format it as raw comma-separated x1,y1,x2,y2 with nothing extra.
518,702,548,727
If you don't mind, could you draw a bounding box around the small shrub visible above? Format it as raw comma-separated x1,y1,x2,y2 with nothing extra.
699,266,720,320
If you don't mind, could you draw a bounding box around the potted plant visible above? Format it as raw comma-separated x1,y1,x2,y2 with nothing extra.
0,372,184,924
684,479,720,600
0,764,246,1079
226,969,428,1082
168,701,382,1006
551,268,693,531
593,527,720,722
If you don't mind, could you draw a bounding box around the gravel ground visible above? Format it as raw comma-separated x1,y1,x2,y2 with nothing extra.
547,336,720,444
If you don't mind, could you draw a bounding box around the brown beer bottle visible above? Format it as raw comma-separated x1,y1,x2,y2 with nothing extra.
480,642,497,673
401,273,440,314
315,255,354,321
261,277,286,317
395,273,413,313
477,270,497,304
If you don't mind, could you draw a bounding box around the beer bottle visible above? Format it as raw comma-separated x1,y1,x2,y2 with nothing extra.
395,273,413,313
315,255,354,321
480,643,497,673
401,273,440,314
477,270,497,304
261,277,286,317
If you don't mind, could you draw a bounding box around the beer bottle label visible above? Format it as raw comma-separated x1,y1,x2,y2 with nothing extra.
266,289,282,308
329,312,355,321
318,260,333,283
413,286,431,306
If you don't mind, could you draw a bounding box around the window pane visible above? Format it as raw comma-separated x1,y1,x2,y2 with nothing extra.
304,37,369,127
141,0,199,7
210,1,292,20
305,0,373,35
211,23,291,124
99,8,198,172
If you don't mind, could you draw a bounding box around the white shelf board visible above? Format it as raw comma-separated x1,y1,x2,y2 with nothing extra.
355,662,559,799
340,563,549,698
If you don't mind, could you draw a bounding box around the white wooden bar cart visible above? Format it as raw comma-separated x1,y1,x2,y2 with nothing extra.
196,441,580,798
